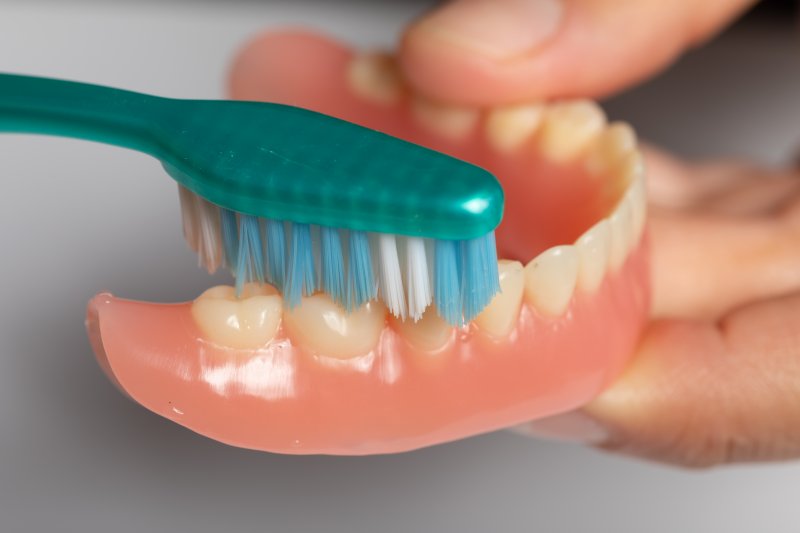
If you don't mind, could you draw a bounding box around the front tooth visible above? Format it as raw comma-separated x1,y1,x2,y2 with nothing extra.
411,96,479,141
608,196,634,271
475,260,524,338
524,245,579,317
347,53,404,105
393,305,453,352
192,284,282,349
585,122,637,177
284,294,386,359
485,103,544,153
575,219,611,292
538,100,606,163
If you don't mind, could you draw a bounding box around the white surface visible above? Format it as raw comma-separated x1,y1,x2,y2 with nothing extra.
1,2,800,532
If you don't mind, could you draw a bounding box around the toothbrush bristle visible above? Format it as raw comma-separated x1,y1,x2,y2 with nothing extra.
235,214,265,294
346,231,376,311
405,237,432,322
286,223,317,308
377,234,406,320
178,186,499,325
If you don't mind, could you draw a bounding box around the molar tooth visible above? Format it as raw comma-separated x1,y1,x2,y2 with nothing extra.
347,53,404,105
411,96,479,141
608,195,635,271
485,103,544,153
585,122,637,177
393,305,453,352
575,219,611,293
538,100,606,163
192,283,282,350
524,246,579,317
475,260,524,338
284,294,386,359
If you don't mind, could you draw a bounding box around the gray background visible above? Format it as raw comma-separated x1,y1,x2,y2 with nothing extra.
1,1,799,531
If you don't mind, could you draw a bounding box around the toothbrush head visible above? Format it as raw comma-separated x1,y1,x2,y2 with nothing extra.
163,100,503,325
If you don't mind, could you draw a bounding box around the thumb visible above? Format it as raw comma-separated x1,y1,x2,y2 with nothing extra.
518,293,800,468
400,0,755,105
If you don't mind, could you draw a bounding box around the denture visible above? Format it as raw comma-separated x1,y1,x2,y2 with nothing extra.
86,30,650,455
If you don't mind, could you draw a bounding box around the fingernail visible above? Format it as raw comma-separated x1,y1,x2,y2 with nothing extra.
512,410,610,444
417,0,563,59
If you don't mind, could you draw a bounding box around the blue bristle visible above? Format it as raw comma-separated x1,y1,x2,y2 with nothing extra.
320,226,346,307
265,219,286,290
460,233,500,323
346,230,376,310
220,208,239,270
234,214,265,294
434,240,462,325
286,223,316,308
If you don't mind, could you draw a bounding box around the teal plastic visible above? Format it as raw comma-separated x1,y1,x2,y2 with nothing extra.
0,73,503,240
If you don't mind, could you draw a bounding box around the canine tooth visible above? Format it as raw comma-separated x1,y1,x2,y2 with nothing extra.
393,305,454,352
575,219,611,292
284,294,386,359
628,174,647,244
192,284,282,350
616,152,647,244
608,195,634,271
485,103,544,153
524,246,579,317
585,122,637,176
411,96,478,141
475,260,524,338
347,53,404,105
539,100,606,163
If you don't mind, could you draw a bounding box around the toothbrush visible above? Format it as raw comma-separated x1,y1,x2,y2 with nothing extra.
0,73,502,324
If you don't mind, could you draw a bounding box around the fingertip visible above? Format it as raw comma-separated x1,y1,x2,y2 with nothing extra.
228,28,351,102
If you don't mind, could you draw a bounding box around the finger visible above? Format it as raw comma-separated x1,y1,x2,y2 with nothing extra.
400,0,755,105
701,171,800,217
520,292,800,467
649,207,800,319
643,145,758,210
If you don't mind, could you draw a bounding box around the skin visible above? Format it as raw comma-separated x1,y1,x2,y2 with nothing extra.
398,0,800,467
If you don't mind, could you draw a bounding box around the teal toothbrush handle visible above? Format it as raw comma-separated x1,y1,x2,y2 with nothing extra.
0,73,164,154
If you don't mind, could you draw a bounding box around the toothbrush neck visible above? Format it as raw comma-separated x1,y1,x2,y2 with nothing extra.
0,73,165,155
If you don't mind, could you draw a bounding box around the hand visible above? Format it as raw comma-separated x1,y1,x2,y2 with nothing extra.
400,0,754,104
522,149,800,467
398,0,800,467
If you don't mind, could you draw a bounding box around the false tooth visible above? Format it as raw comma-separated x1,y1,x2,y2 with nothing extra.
411,96,479,141
485,103,544,153
630,177,647,244
192,284,282,350
622,155,647,244
585,122,637,177
524,246,579,317
538,100,606,163
284,294,386,359
347,53,404,105
575,219,611,293
608,196,634,271
393,306,454,352
475,260,524,338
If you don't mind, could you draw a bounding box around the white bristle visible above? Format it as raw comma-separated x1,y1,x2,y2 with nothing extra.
195,196,223,273
405,237,432,321
377,233,406,319
178,185,199,252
